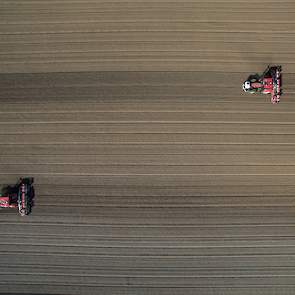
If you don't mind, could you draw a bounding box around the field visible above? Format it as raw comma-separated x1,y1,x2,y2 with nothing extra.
1,1,295,294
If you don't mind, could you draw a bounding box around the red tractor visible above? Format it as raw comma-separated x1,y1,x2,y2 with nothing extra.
242,65,282,104
0,178,34,216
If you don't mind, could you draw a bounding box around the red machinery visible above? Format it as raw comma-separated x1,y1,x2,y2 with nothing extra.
242,65,282,104
0,178,34,216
